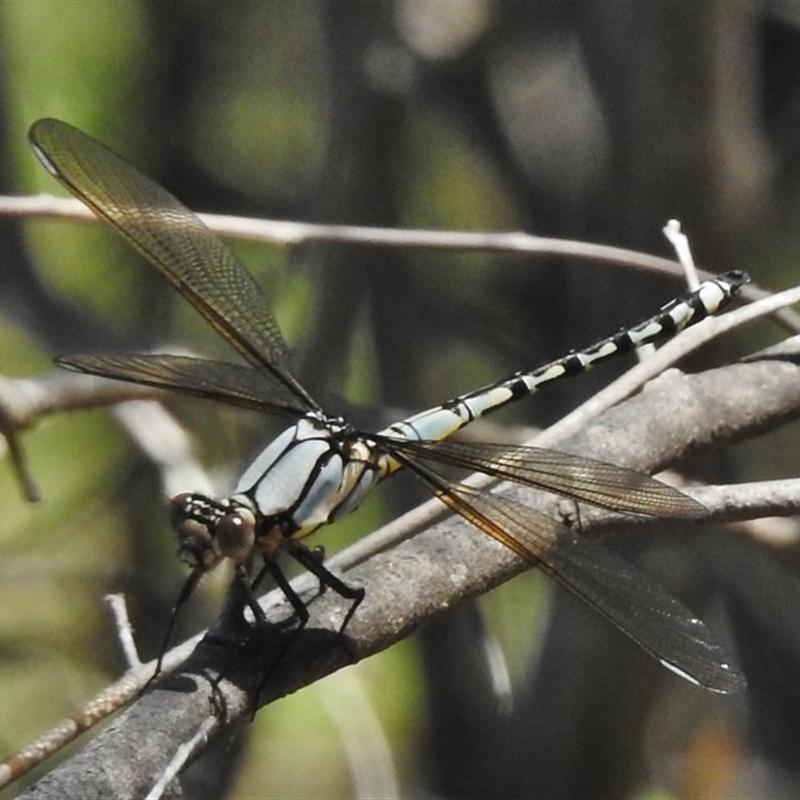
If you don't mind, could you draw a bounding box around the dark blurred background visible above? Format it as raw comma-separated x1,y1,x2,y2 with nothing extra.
2,1,800,798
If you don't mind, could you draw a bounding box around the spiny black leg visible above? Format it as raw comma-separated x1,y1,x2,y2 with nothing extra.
144,567,204,693
200,561,307,717
246,560,314,713
287,541,365,633
247,559,310,631
263,559,310,630
302,545,328,602
311,545,329,599
233,564,270,626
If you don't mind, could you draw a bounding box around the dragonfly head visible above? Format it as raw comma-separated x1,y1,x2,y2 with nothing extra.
170,493,220,571
170,492,259,570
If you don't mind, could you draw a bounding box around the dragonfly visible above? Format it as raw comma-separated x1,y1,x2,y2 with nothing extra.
29,117,747,694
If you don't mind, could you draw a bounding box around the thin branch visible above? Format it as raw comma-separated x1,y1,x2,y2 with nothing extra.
1,194,700,265
0,371,215,500
145,717,216,800
3,193,797,329
0,633,202,792
104,595,144,672
663,218,701,289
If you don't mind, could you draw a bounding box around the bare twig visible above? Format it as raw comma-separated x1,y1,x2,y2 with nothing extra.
0,370,214,501
663,219,701,289
0,194,711,268
145,717,216,800
0,633,202,792
105,595,144,671
3,193,797,330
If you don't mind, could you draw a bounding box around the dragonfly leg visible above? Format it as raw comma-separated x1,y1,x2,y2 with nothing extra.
295,545,328,603
200,570,304,718
256,559,311,629
143,567,204,693
286,541,365,633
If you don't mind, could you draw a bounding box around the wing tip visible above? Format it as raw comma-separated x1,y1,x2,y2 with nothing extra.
659,654,747,694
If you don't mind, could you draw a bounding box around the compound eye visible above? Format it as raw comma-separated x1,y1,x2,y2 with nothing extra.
216,508,257,564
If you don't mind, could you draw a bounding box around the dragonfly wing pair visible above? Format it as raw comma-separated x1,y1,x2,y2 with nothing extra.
30,117,315,411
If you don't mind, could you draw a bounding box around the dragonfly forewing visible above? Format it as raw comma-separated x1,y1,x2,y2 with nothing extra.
383,437,705,517
29,118,316,409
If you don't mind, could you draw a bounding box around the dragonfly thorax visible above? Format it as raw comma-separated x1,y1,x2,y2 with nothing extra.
235,414,384,533
171,413,385,572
